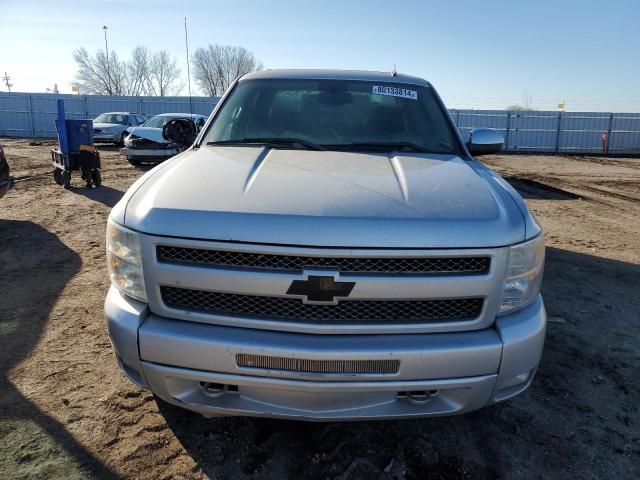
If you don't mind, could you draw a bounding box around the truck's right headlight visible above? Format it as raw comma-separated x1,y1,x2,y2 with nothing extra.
499,234,545,315
106,219,147,302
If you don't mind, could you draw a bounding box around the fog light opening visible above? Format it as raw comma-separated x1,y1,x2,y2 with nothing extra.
199,382,239,397
397,390,439,405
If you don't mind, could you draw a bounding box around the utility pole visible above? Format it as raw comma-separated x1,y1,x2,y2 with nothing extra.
103,25,112,94
2,72,12,93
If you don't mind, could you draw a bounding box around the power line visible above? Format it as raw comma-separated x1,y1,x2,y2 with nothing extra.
2,72,12,93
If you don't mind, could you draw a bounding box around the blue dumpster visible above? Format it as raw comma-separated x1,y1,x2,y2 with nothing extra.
55,119,94,154
51,99,101,189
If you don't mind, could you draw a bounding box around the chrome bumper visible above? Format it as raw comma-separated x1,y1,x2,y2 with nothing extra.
119,147,178,158
104,287,546,420
94,133,120,142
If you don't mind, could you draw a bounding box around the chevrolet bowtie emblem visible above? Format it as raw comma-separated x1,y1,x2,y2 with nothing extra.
286,275,355,303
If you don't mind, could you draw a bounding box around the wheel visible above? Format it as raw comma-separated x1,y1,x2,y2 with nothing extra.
53,168,63,185
127,157,141,167
62,170,71,189
118,132,127,147
91,169,102,187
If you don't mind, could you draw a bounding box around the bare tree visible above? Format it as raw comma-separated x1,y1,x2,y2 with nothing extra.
73,47,131,95
73,46,182,96
127,46,152,96
191,44,263,96
149,50,183,96
73,47,115,95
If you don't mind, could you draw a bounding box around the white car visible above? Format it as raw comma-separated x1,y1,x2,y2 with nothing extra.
93,112,148,145
121,113,208,165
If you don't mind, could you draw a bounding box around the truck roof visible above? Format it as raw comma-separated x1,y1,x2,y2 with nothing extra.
241,69,431,87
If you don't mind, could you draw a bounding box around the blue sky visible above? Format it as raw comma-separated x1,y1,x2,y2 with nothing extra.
1,0,639,111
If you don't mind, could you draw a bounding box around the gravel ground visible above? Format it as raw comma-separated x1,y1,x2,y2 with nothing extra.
0,138,639,480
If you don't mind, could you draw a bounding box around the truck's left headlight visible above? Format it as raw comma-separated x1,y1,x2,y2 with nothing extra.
107,219,147,302
499,234,545,315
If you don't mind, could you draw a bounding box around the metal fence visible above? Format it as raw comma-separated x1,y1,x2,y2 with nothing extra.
1,92,639,154
450,109,640,154
0,92,219,138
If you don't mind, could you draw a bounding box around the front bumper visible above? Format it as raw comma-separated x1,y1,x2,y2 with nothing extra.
119,147,179,159
94,132,121,142
105,287,546,420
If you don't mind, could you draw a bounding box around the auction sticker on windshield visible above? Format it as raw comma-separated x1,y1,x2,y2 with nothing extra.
372,85,418,100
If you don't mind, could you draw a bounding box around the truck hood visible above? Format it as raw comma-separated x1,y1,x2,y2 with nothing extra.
122,146,525,248
126,127,166,143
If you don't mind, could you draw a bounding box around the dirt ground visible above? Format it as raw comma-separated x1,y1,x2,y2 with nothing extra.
0,138,639,480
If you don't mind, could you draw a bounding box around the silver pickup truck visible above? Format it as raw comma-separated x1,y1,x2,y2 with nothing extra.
105,69,546,421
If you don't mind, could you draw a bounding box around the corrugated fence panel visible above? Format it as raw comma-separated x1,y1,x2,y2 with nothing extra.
509,130,558,151
611,113,640,131
558,113,610,152
0,92,219,138
507,112,559,151
1,93,638,153
610,113,640,153
85,96,147,118
0,94,31,135
609,131,640,152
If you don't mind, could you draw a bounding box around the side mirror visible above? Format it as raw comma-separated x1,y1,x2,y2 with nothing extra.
162,118,197,147
466,128,504,156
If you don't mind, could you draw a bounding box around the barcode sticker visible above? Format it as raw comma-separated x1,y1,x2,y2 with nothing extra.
372,85,418,100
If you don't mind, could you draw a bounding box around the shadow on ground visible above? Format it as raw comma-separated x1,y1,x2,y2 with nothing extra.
503,176,581,200
156,246,640,479
69,185,125,208
0,220,118,479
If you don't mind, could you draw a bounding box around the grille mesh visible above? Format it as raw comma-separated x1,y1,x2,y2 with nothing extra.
156,246,490,275
236,354,400,374
161,286,483,324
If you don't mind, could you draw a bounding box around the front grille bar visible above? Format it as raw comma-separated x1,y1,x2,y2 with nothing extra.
160,286,483,324
236,354,400,375
156,246,490,275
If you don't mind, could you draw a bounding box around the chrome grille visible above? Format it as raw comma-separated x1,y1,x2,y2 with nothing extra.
160,286,483,324
156,246,490,275
236,354,400,374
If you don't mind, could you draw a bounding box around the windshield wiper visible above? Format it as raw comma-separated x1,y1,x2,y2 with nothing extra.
325,142,431,153
207,137,325,151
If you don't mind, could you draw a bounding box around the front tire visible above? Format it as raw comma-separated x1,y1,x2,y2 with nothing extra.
127,157,141,167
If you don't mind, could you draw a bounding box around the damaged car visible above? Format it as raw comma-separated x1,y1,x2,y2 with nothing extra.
121,113,207,166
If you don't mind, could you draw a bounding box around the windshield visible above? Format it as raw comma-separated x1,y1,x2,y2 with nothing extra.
94,113,128,125
143,115,171,128
202,79,460,154
143,115,203,129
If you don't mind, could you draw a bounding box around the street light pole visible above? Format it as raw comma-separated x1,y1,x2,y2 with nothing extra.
103,25,112,94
